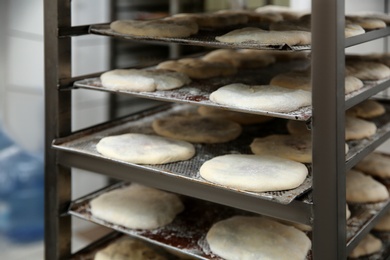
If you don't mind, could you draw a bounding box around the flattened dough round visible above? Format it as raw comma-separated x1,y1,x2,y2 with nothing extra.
270,71,363,94
206,216,311,260
202,49,276,69
90,184,184,230
209,83,311,113
355,152,390,179
215,27,311,45
197,106,273,125
374,209,390,231
346,169,389,203
110,18,198,38
96,133,195,164
345,116,377,140
94,236,167,260
286,116,377,140
346,99,385,119
156,58,237,79
348,233,382,258
101,69,191,91
199,154,308,192
346,61,390,81
250,134,312,163
152,115,242,143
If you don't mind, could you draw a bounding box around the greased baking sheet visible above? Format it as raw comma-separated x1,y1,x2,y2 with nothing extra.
89,24,311,51
53,104,312,204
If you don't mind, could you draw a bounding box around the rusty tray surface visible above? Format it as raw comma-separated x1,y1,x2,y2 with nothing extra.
53,104,312,205
89,24,311,51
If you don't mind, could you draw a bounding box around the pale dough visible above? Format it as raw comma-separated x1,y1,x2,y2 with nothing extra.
197,106,273,125
346,99,385,119
110,18,198,38
206,216,311,260
348,233,382,258
250,134,349,163
345,116,377,140
286,115,377,141
346,169,389,203
156,58,237,79
94,236,167,260
255,5,305,21
209,83,311,113
152,115,242,143
355,152,390,179
215,27,311,46
172,11,248,29
199,154,308,192
100,69,191,92
96,133,195,164
373,209,390,231
270,71,363,94
346,16,387,30
346,61,390,81
90,184,184,230
250,134,312,163
202,49,276,69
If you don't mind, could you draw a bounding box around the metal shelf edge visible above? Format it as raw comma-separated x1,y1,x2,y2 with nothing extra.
57,150,313,226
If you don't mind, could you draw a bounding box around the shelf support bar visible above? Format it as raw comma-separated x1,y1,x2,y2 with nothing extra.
44,0,73,259
311,0,347,259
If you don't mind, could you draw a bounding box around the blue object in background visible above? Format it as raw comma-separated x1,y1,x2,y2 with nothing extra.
0,124,44,243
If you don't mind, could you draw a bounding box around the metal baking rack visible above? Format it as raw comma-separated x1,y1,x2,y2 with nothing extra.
45,0,390,259
73,61,390,121
67,182,309,260
52,103,312,205
89,24,312,51
67,182,390,260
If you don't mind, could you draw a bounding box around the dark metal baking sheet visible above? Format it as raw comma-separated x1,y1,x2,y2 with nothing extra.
53,104,312,205
89,24,311,51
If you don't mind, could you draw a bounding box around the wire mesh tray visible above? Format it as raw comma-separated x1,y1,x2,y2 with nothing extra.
89,24,311,51
53,104,312,205
68,182,311,260
73,59,390,121
69,183,390,260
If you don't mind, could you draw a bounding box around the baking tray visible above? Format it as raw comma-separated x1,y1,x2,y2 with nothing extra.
70,231,182,260
89,24,311,51
73,59,313,121
53,104,312,205
69,183,390,260
73,60,390,121
346,100,390,165
68,182,311,260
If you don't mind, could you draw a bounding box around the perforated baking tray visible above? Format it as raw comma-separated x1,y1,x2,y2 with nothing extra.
73,61,390,121
68,182,309,260
89,24,311,51
53,104,312,205
68,183,390,260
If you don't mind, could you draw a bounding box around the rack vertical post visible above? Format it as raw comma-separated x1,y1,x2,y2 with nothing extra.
44,0,72,259
311,0,347,259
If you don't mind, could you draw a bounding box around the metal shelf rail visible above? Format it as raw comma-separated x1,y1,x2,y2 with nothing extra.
44,0,390,259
